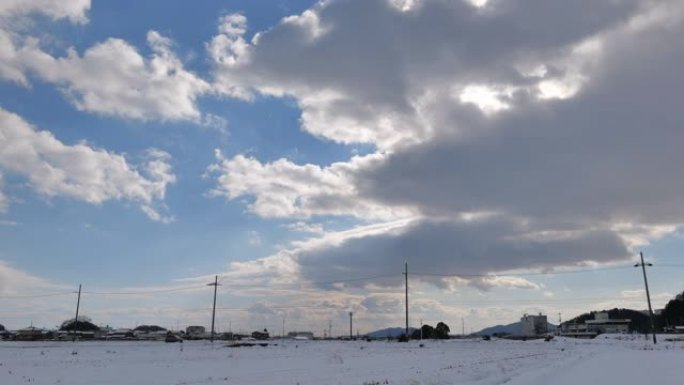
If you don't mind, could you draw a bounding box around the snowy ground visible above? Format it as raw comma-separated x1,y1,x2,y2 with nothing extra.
0,335,682,385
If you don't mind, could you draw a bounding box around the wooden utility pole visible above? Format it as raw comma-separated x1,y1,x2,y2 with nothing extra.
207,276,220,343
404,261,409,340
349,312,353,340
73,284,81,342
635,252,657,344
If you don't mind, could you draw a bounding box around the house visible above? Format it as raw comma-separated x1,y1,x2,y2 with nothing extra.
106,328,134,340
133,325,168,340
585,312,630,334
252,329,270,340
520,313,548,336
15,326,49,341
185,325,206,339
560,311,631,338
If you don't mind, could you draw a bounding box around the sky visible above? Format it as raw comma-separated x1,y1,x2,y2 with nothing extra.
1,0,684,335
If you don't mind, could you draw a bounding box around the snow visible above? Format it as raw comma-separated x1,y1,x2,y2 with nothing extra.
0,335,681,385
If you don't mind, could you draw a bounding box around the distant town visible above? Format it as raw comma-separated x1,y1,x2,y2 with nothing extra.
3,291,682,343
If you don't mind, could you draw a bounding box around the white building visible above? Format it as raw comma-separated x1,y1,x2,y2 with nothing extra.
584,312,630,334
520,313,548,336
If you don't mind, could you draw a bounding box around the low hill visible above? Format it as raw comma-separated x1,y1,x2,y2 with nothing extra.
366,327,417,339
563,308,651,333
476,322,557,336
476,322,520,336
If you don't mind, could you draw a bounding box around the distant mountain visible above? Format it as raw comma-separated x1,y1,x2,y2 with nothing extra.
476,322,520,336
366,327,417,339
476,322,557,336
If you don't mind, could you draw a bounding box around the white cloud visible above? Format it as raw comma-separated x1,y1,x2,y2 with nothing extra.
0,0,90,84
0,0,90,24
206,150,413,220
17,31,211,122
0,1,215,123
0,172,7,212
285,221,325,234
0,260,66,296
202,0,684,295
0,30,27,85
0,107,176,221
208,0,647,149
248,230,263,246
457,84,514,114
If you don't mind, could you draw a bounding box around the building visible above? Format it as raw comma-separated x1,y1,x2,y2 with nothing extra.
252,329,270,340
15,326,49,341
520,313,548,336
106,328,134,340
584,312,630,334
287,331,314,340
185,326,206,339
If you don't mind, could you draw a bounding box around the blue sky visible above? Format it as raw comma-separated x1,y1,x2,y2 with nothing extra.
1,0,683,334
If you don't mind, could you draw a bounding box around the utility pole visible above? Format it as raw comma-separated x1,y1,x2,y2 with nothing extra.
420,318,423,341
462,318,465,337
635,252,657,344
207,275,220,343
282,317,285,338
404,261,409,340
328,320,332,339
73,284,82,342
349,312,353,340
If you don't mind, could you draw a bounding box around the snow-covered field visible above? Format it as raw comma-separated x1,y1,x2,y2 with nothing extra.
0,335,682,385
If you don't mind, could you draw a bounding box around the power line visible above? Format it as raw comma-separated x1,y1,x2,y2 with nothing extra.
411,265,634,278
0,291,73,299
1,263,672,302
654,263,684,267
309,273,402,285
82,285,207,295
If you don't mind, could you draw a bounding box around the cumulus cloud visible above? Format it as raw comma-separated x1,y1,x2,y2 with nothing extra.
0,0,214,124
201,216,627,295
0,0,90,24
0,107,176,221
206,150,413,220
0,0,91,85
294,217,629,288
0,172,7,212
204,0,684,293
15,31,211,122
0,30,27,85
356,2,684,229
209,0,646,149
